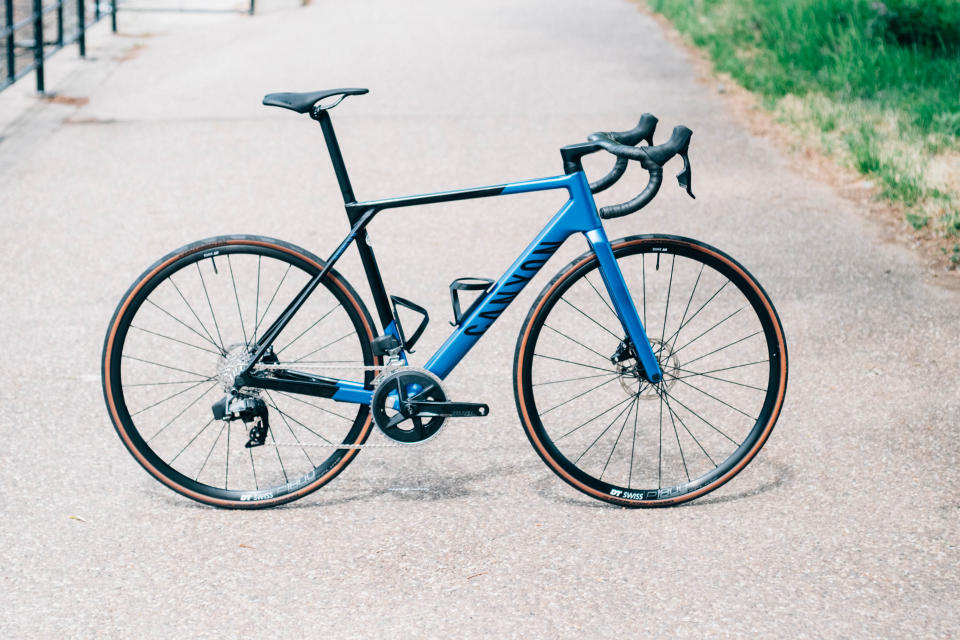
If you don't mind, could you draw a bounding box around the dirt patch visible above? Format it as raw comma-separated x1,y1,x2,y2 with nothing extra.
63,116,117,125
635,2,960,290
116,42,147,62
39,94,89,107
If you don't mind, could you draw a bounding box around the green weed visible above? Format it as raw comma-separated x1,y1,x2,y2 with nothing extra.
906,212,928,230
942,244,960,267
647,0,959,244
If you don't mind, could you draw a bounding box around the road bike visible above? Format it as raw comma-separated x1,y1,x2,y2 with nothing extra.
101,88,788,508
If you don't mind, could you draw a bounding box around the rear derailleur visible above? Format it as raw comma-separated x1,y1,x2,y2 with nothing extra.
211,394,270,448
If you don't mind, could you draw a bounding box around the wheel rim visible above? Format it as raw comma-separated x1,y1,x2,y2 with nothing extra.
520,238,785,503
105,241,374,503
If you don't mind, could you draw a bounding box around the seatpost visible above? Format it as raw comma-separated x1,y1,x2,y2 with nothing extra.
313,109,357,204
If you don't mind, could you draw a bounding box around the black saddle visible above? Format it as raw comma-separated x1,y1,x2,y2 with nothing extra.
262,88,368,114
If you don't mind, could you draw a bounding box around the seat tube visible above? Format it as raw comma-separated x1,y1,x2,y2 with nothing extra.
316,110,356,204
584,227,663,383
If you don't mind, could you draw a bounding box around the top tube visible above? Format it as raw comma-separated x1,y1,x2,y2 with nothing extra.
347,174,585,215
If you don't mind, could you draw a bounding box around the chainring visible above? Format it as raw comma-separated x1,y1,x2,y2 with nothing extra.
370,369,447,444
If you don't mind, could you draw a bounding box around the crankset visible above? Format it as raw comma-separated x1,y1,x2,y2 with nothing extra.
370,369,489,444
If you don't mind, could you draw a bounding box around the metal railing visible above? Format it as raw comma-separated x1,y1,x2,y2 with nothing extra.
1,0,263,95
1,0,117,93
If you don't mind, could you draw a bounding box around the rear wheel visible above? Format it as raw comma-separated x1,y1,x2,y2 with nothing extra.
102,235,379,508
514,235,787,507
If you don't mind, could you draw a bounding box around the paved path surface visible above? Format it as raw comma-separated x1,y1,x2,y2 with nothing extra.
1,1,957,636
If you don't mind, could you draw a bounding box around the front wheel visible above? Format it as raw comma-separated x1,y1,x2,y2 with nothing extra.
102,235,380,508
514,235,787,507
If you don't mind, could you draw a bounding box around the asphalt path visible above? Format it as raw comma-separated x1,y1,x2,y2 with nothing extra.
1,0,957,637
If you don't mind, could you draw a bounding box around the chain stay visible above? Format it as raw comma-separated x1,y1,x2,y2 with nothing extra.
254,360,437,449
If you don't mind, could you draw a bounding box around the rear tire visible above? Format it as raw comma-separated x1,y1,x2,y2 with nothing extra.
102,235,379,508
514,235,787,507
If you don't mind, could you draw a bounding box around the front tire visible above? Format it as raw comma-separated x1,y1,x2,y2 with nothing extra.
514,235,787,507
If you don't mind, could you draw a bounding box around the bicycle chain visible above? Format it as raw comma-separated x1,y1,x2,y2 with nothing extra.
254,360,442,449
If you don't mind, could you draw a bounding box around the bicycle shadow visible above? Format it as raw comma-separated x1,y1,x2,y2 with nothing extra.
151,456,789,510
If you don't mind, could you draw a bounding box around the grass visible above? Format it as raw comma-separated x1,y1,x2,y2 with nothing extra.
646,0,960,248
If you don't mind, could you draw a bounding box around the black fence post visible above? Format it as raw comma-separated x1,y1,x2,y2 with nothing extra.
111,0,116,32
32,0,44,92
77,0,85,57
57,2,64,47
249,0,255,16
94,0,100,21
4,0,14,85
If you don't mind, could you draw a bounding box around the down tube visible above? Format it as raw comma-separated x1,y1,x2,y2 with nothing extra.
425,198,596,379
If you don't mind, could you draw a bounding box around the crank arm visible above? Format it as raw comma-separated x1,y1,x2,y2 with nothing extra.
406,401,489,418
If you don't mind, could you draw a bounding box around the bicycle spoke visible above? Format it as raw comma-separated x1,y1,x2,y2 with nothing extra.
147,382,219,443
130,325,222,356
225,412,231,489
666,368,767,392
539,375,619,417
253,256,261,344
672,359,770,379
660,390,717,467
667,263,703,354
575,397,636,464
274,390,355,422
131,378,213,417
642,253,647,329
252,264,292,340
169,417,216,464
661,280,730,348
125,379,213,388
663,387,691,482
559,297,622,341
557,395,635,441
600,396,638,480
543,323,611,362
266,415,290,483
122,355,211,379
533,372,617,387
683,330,763,367
264,391,312,470
168,276,223,354
672,307,744,357
196,421,227,481
628,391,639,488
658,383,663,488
265,402,334,445
291,331,357,363
227,255,248,345
275,303,342,355
533,353,618,373
249,447,258,491
144,298,222,352
658,387,739,445
659,255,675,345
583,274,619,321
670,376,757,421
196,262,226,352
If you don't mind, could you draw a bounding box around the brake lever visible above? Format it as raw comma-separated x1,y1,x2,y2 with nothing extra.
677,149,695,199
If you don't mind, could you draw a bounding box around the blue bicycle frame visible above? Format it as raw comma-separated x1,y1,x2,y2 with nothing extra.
237,111,662,405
